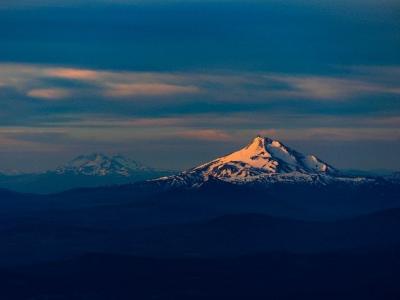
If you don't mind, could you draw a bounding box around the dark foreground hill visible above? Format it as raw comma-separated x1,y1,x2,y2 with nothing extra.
1,250,400,300
1,167,400,298
1,200,400,265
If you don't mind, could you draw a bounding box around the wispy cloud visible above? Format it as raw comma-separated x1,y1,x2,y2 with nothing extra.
1,63,399,104
1,63,400,156
0,127,68,152
27,88,71,100
0,64,202,101
263,74,400,100
177,129,233,141
257,127,400,141
104,83,199,97
46,68,100,80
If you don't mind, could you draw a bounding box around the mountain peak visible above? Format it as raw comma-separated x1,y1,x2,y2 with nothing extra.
245,135,267,151
153,135,340,188
206,135,312,175
55,153,151,177
245,136,284,153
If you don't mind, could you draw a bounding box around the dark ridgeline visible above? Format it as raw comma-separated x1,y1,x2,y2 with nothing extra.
1,137,400,299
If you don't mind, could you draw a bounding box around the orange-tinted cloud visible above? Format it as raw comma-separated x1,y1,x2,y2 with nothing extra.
46,68,100,80
27,88,71,100
104,83,199,97
2,63,399,104
178,129,232,141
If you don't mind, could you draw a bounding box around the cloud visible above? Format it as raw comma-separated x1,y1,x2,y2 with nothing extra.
261,74,400,100
47,116,184,128
0,127,68,152
27,88,71,100
1,63,399,105
0,64,203,102
46,68,100,80
1,63,400,152
104,83,199,98
256,127,400,141
177,129,232,141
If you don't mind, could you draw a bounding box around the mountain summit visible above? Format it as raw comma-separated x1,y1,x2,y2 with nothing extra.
151,136,362,188
192,136,337,178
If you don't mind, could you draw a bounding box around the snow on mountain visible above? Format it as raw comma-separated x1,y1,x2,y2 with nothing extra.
193,136,337,178
55,153,153,177
151,136,369,188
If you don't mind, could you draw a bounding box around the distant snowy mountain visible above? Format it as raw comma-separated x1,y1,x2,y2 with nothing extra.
151,136,371,188
0,153,175,194
55,153,153,177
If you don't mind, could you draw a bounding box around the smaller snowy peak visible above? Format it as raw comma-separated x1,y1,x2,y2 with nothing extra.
55,153,152,177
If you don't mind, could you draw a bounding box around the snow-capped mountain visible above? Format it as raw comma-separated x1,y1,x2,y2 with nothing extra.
55,153,152,177
0,153,175,193
193,136,338,177
151,136,368,188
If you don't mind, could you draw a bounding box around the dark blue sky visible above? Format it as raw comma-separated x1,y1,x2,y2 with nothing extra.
0,0,399,171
